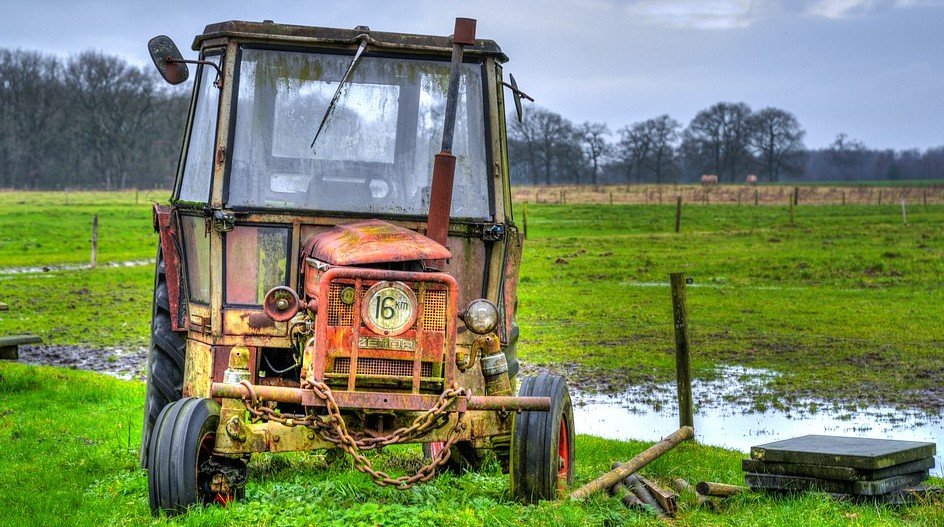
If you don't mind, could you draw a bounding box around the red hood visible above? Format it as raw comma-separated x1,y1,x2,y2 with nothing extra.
303,220,451,266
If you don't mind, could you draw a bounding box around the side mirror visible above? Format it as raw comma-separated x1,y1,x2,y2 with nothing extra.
503,74,534,123
147,35,189,85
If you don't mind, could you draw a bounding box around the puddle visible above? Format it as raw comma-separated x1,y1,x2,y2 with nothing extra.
0,259,155,275
17,344,147,381
572,366,944,471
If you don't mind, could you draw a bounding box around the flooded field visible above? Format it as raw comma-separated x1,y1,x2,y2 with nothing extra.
572,366,944,471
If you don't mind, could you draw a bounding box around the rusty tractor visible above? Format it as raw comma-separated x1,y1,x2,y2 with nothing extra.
142,18,574,515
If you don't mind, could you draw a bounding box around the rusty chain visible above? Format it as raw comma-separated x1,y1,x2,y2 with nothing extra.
237,379,467,489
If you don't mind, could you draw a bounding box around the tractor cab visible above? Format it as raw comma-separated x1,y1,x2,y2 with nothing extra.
142,19,573,516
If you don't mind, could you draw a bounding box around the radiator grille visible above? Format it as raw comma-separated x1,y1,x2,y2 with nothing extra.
422,290,447,331
327,283,354,326
333,357,433,378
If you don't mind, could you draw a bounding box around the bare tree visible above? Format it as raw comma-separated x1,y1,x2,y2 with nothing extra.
827,133,867,181
747,107,805,182
682,102,753,182
640,115,680,184
508,106,583,185
615,123,650,183
580,122,610,185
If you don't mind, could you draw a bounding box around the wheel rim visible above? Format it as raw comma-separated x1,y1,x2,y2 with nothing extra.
428,441,446,459
197,432,235,507
557,419,570,493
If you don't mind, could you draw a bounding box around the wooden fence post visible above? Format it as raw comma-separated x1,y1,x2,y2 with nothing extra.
754,189,759,206
90,215,98,269
842,191,846,206
901,197,908,226
878,189,883,206
793,187,799,206
789,194,795,225
522,202,529,239
609,191,614,205
670,273,694,429
675,197,682,233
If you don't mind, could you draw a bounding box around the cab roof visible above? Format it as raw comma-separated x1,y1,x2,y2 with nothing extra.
193,20,508,63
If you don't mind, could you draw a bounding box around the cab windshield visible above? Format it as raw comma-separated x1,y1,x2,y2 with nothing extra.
228,47,490,219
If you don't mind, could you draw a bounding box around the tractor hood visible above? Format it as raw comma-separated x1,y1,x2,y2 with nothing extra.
302,220,451,267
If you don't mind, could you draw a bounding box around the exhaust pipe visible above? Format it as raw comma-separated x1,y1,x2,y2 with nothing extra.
425,17,477,251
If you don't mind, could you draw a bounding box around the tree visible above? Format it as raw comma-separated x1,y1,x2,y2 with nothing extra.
580,122,610,185
827,133,867,181
747,107,806,182
682,102,753,182
507,106,584,185
615,123,650,183
640,115,680,184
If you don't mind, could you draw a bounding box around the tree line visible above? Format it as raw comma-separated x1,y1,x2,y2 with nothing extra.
509,104,944,185
1,47,941,190
0,48,188,190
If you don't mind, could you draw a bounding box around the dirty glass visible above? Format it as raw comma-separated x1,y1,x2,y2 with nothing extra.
225,225,290,305
229,48,489,219
178,55,221,203
179,214,211,304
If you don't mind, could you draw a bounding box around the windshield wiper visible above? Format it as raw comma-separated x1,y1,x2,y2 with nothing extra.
310,38,369,152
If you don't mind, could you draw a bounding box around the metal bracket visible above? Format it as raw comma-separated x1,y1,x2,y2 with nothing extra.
482,223,505,242
211,209,236,233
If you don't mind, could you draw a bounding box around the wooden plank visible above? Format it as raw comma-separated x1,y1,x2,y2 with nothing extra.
751,435,936,470
0,335,43,346
742,457,935,482
0,302,8,311
637,475,678,516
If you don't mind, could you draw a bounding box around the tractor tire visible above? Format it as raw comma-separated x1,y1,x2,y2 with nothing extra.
509,373,575,503
148,397,245,516
140,250,186,466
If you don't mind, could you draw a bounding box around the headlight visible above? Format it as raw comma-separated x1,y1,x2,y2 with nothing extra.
463,299,499,334
361,281,417,336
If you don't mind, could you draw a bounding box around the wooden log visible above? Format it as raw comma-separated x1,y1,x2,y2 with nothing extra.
569,426,695,500
672,478,717,510
626,475,666,516
610,481,646,509
696,481,748,497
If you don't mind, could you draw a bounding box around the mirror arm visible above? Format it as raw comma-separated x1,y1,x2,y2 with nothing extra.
501,81,534,102
166,57,223,88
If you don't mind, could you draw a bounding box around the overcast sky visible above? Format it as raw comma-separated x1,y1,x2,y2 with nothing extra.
1,0,941,150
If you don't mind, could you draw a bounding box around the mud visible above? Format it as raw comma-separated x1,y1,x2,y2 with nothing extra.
17,344,147,381
566,366,944,471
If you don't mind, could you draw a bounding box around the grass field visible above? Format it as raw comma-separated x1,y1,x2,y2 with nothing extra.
1,190,943,525
513,183,944,206
2,361,942,527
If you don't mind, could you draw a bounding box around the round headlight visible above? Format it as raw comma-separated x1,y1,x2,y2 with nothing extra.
361,281,417,336
463,299,499,334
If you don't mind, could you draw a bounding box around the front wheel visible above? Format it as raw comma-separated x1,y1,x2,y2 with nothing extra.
510,373,575,503
148,397,246,516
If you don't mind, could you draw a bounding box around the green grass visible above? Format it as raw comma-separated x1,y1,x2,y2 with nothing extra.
516,203,944,410
1,362,941,527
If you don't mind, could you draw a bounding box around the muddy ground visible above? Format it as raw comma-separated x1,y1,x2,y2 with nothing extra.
17,344,147,381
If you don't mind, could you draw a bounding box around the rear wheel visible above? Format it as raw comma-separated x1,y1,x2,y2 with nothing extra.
510,373,575,503
148,397,246,516
140,249,186,466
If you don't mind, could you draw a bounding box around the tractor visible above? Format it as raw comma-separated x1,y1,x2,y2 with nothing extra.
142,18,574,515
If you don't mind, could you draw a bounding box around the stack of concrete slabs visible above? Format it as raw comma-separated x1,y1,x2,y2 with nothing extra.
744,435,936,497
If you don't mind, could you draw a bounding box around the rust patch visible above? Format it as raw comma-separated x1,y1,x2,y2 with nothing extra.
154,204,184,331
303,219,450,266
247,312,276,329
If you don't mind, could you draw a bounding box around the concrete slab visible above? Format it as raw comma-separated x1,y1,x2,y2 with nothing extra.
742,457,935,481
750,435,936,470
745,470,929,496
